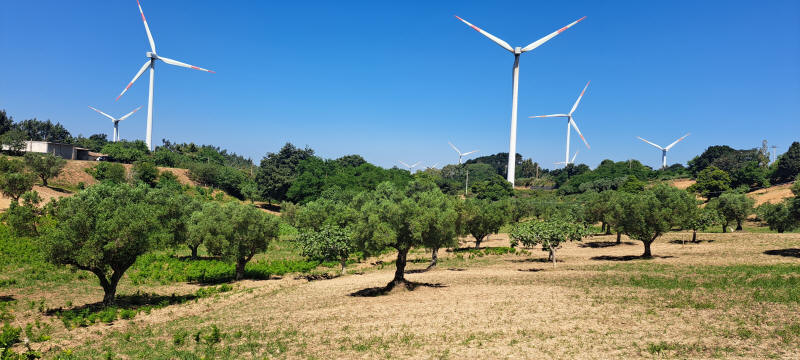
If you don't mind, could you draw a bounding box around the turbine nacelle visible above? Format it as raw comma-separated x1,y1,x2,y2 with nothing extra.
146,52,158,59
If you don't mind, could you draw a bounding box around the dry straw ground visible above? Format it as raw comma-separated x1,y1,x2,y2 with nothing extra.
7,231,799,359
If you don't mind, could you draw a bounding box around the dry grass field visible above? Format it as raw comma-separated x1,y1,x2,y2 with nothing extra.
4,231,799,359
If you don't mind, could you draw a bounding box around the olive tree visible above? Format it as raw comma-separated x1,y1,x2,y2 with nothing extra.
412,186,461,269
709,192,754,232
683,206,719,243
4,190,44,236
23,153,66,187
509,218,589,267
41,183,161,304
193,201,280,280
603,191,630,243
153,189,203,258
616,185,694,258
462,198,506,248
757,202,798,233
297,225,353,274
351,181,457,288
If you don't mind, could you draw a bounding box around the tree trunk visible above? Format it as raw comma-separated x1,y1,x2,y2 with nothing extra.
642,241,653,258
235,259,246,280
722,223,727,233
390,247,409,286
92,268,123,305
736,220,743,231
426,247,439,270
189,245,199,259
616,232,622,244
550,249,556,268
692,230,697,243
604,222,612,235
340,259,347,275
474,235,483,249
41,176,48,187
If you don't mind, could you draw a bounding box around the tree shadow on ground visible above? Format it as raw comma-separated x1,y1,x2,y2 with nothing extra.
590,255,675,261
508,258,558,264
349,281,447,297
518,268,544,272
447,268,466,271
295,273,340,281
258,203,281,212
450,246,508,253
45,292,199,317
173,255,220,261
668,240,715,245
763,249,800,258
578,241,636,248
0,295,15,303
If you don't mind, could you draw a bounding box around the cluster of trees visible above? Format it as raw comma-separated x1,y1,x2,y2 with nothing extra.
0,109,110,153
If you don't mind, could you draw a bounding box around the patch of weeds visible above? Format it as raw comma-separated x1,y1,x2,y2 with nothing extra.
774,323,800,344
24,320,53,342
646,341,678,354
172,329,188,346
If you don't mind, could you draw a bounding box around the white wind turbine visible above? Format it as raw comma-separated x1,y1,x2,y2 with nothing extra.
554,151,579,166
398,161,421,172
637,133,691,169
448,141,479,165
454,15,585,186
88,106,142,142
116,0,215,150
529,81,591,166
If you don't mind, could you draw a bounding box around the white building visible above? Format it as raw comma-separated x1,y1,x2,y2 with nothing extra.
3,141,95,160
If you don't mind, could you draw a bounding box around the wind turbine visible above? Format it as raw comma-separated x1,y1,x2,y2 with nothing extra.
116,0,215,151
454,15,586,186
399,161,421,172
529,81,591,166
88,106,142,142
554,151,579,166
448,141,478,165
637,133,690,169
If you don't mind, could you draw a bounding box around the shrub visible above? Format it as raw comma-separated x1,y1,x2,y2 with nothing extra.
88,162,126,183
510,218,589,266
24,153,66,186
297,225,353,274
132,161,159,187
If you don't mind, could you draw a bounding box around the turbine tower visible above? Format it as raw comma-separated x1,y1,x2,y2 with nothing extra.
448,141,478,165
529,81,591,166
637,133,690,169
116,0,215,150
454,15,585,186
88,106,142,142
398,161,421,172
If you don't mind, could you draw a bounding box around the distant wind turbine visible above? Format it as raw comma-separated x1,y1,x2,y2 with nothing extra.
454,15,586,185
399,161,421,172
88,106,142,142
637,133,690,169
448,141,478,165
116,0,215,150
554,151,579,166
529,81,591,166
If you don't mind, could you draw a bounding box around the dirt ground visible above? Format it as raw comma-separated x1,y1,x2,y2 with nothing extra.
749,181,796,206
12,231,799,359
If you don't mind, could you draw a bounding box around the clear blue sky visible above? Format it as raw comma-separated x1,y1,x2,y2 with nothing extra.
1,0,798,170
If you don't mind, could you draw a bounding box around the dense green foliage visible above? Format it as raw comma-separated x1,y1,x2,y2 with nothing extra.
688,166,731,199
772,142,800,184
87,162,127,183
132,160,159,187
297,225,353,273
708,192,755,232
100,140,150,163
255,143,315,203
614,185,695,257
462,198,506,248
757,201,798,233
471,174,514,200
0,157,35,202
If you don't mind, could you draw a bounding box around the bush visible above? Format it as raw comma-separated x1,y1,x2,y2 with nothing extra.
100,140,149,163
757,201,798,233
24,152,66,186
471,174,513,201
88,162,126,183
132,161,159,187
297,225,353,274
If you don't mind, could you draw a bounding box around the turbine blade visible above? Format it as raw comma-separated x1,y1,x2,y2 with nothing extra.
529,114,569,118
448,141,461,155
462,150,479,156
521,16,586,53
569,81,590,115
571,151,579,163
119,106,143,121
116,60,151,101
637,136,664,150
137,0,156,53
454,15,514,53
159,56,215,73
665,133,691,150
569,118,590,149
399,161,410,168
411,162,420,168
87,106,116,121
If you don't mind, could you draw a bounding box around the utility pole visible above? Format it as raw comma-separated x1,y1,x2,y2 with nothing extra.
770,145,778,164
465,169,469,197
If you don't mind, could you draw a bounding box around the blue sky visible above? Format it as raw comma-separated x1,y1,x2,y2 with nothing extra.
1,0,798,170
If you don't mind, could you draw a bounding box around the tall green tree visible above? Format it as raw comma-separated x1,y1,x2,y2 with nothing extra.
255,143,314,203
471,174,514,201
771,142,800,184
41,183,161,304
615,186,692,257
132,160,159,187
688,166,731,199
23,153,66,186
297,225,353,274
757,201,798,233
683,206,719,243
